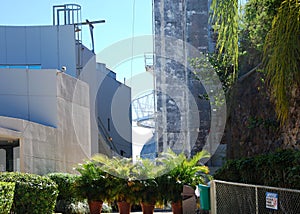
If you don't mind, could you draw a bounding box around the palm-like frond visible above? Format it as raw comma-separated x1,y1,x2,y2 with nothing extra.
263,0,300,124
211,0,239,81
186,150,210,167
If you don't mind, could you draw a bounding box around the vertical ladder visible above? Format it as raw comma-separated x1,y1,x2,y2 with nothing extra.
53,4,83,76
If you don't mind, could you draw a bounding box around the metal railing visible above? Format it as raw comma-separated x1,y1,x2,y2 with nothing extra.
210,180,300,214
97,117,119,155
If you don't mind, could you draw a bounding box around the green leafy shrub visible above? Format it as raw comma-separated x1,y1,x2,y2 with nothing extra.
214,149,300,189
131,158,163,204
156,150,211,204
47,172,84,213
75,161,113,202
89,155,137,204
47,173,79,201
90,150,212,206
0,172,58,214
0,182,15,213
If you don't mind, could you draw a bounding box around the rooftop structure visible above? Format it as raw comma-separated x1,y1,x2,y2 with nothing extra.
0,4,132,174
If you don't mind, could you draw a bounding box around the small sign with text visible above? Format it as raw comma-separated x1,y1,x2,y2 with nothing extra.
266,192,278,210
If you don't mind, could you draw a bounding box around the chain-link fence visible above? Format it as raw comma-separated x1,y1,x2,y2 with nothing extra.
210,180,300,214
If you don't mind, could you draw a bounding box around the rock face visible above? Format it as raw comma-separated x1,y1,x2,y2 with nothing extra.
225,71,300,159
283,87,300,148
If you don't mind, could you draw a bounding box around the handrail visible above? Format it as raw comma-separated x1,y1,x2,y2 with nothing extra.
97,117,119,154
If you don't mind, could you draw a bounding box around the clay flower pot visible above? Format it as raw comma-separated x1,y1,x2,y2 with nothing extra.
88,200,103,214
117,201,131,214
140,202,155,214
171,201,183,214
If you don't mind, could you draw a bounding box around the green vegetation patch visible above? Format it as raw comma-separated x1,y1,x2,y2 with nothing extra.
0,181,15,214
214,149,300,189
0,172,58,214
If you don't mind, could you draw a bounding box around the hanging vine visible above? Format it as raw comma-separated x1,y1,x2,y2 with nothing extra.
263,0,300,124
210,0,239,82
211,0,300,125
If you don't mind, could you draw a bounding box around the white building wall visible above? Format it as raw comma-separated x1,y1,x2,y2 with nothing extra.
0,23,131,166
79,55,102,155
80,57,132,157
25,27,41,64
97,74,132,157
56,72,91,170
0,71,91,174
0,69,57,127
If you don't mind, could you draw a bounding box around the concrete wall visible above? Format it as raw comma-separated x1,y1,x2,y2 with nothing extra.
0,69,57,127
0,23,132,168
154,0,211,155
97,73,132,157
79,56,103,155
0,25,77,77
80,56,132,157
0,71,91,174
56,72,91,171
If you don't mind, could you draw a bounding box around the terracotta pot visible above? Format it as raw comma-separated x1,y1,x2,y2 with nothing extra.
88,200,103,214
140,202,155,214
117,201,131,214
171,201,182,214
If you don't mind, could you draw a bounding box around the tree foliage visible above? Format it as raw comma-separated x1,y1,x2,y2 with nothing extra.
239,0,284,72
263,0,300,123
210,0,239,81
211,0,300,124
214,149,300,189
244,0,283,52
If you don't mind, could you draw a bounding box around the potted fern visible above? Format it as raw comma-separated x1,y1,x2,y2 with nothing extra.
132,158,165,214
75,160,112,214
156,150,211,214
92,154,137,214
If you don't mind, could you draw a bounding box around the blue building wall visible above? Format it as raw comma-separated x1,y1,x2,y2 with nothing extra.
0,25,77,77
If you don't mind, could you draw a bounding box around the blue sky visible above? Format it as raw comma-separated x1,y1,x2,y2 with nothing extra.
0,1,247,82
0,0,152,52
0,0,153,81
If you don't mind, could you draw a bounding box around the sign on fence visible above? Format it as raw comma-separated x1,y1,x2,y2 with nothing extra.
266,192,278,210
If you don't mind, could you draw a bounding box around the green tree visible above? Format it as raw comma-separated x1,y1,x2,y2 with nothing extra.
263,0,300,123
244,0,283,52
210,0,239,81
211,0,300,124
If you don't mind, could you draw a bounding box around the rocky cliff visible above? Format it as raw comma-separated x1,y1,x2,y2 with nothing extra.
225,71,299,159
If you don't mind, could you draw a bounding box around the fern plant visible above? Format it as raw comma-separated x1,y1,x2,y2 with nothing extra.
92,154,137,204
75,161,112,202
156,150,211,203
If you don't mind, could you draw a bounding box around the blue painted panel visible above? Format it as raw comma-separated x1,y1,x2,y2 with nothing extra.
41,26,59,69
0,27,6,64
58,25,76,77
25,26,41,64
6,27,26,64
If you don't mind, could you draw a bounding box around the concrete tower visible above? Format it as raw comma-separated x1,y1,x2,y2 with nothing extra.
154,0,214,156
